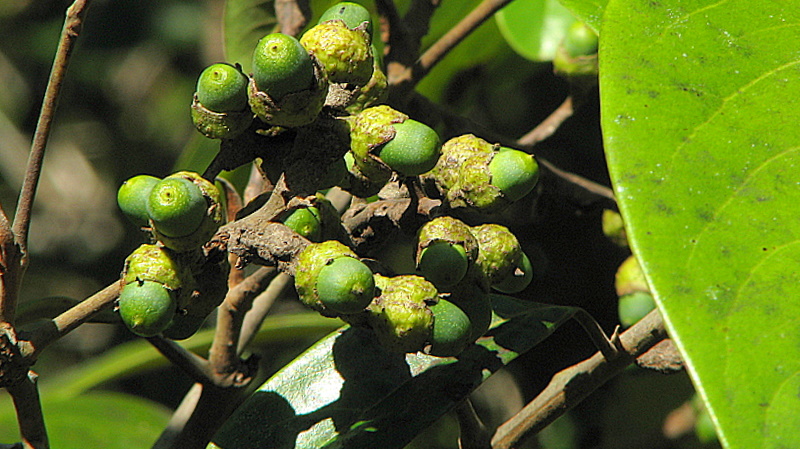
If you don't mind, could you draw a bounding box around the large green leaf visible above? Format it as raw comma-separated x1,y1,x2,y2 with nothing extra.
0,392,169,449
495,0,578,61
557,0,607,32
210,297,579,449
600,1,800,448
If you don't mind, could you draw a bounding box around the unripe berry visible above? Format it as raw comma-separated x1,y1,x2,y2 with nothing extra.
147,177,207,239
252,33,315,100
617,291,656,328
376,119,441,176
294,240,358,316
118,280,177,338
417,241,469,289
367,274,437,353
472,223,523,287
563,22,598,58
282,206,323,242
488,148,539,202
300,21,373,86
117,174,160,226
316,256,376,314
196,63,249,112
492,251,533,294
427,298,473,357
319,2,373,37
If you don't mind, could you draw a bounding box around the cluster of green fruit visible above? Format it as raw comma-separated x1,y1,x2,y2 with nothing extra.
115,171,227,338
291,216,532,357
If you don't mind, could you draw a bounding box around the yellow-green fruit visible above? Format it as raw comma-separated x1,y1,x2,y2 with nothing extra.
122,244,187,291
118,280,177,337
252,33,315,100
473,223,522,287
316,256,375,314
294,240,357,316
377,119,441,176
617,292,656,328
418,241,468,289
492,252,533,294
367,274,436,353
562,22,598,57
117,174,160,226
346,105,405,183
300,21,373,86
282,206,323,242
428,299,473,357
147,177,207,238
319,2,373,37
488,148,539,202
196,63,249,112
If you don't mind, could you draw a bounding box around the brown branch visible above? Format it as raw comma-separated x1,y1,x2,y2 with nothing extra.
208,266,277,385
147,337,213,385
491,309,667,449
237,272,293,353
13,0,92,257
7,372,48,449
516,96,575,147
23,281,120,359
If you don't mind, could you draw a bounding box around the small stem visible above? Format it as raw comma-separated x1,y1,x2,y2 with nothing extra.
13,0,92,256
516,96,575,147
237,272,293,353
147,337,212,385
7,372,48,449
208,267,276,383
491,309,667,449
23,282,120,359
455,398,492,449
572,308,621,360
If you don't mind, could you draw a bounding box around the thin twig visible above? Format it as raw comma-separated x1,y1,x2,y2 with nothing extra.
237,272,293,353
455,398,492,449
538,157,616,203
516,96,575,147
7,373,48,449
571,309,621,360
13,0,92,256
491,309,667,449
147,337,213,385
23,282,120,359
208,267,276,384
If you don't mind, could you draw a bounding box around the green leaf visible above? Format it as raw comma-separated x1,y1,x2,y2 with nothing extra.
48,312,341,401
600,1,800,448
210,297,578,449
557,0,607,33
495,0,578,61
223,0,278,74
0,392,169,449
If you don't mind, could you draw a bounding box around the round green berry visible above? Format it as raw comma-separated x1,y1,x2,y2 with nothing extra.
492,252,533,294
252,33,314,100
315,256,376,314
377,119,441,176
282,206,322,242
319,2,373,37
563,22,598,58
147,177,207,238
488,148,540,202
118,280,177,337
428,299,473,357
196,63,249,112
117,175,160,226
617,291,656,328
417,241,468,289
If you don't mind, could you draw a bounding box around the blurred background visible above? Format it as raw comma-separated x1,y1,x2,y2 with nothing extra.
0,0,715,448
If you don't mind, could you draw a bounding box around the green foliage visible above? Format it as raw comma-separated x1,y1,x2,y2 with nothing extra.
600,0,800,446
494,0,578,61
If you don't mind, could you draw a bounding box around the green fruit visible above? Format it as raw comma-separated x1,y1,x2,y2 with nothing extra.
252,33,314,100
196,63,249,112
488,148,539,202
282,206,322,242
377,119,441,176
615,255,649,296
294,240,358,315
367,274,437,353
300,21,373,86
492,252,533,294
473,223,523,287
563,22,598,58
316,256,376,314
118,280,177,337
117,175,160,226
428,299,473,357
418,241,468,289
319,2,373,37
122,244,187,291
617,291,656,328
147,177,208,238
